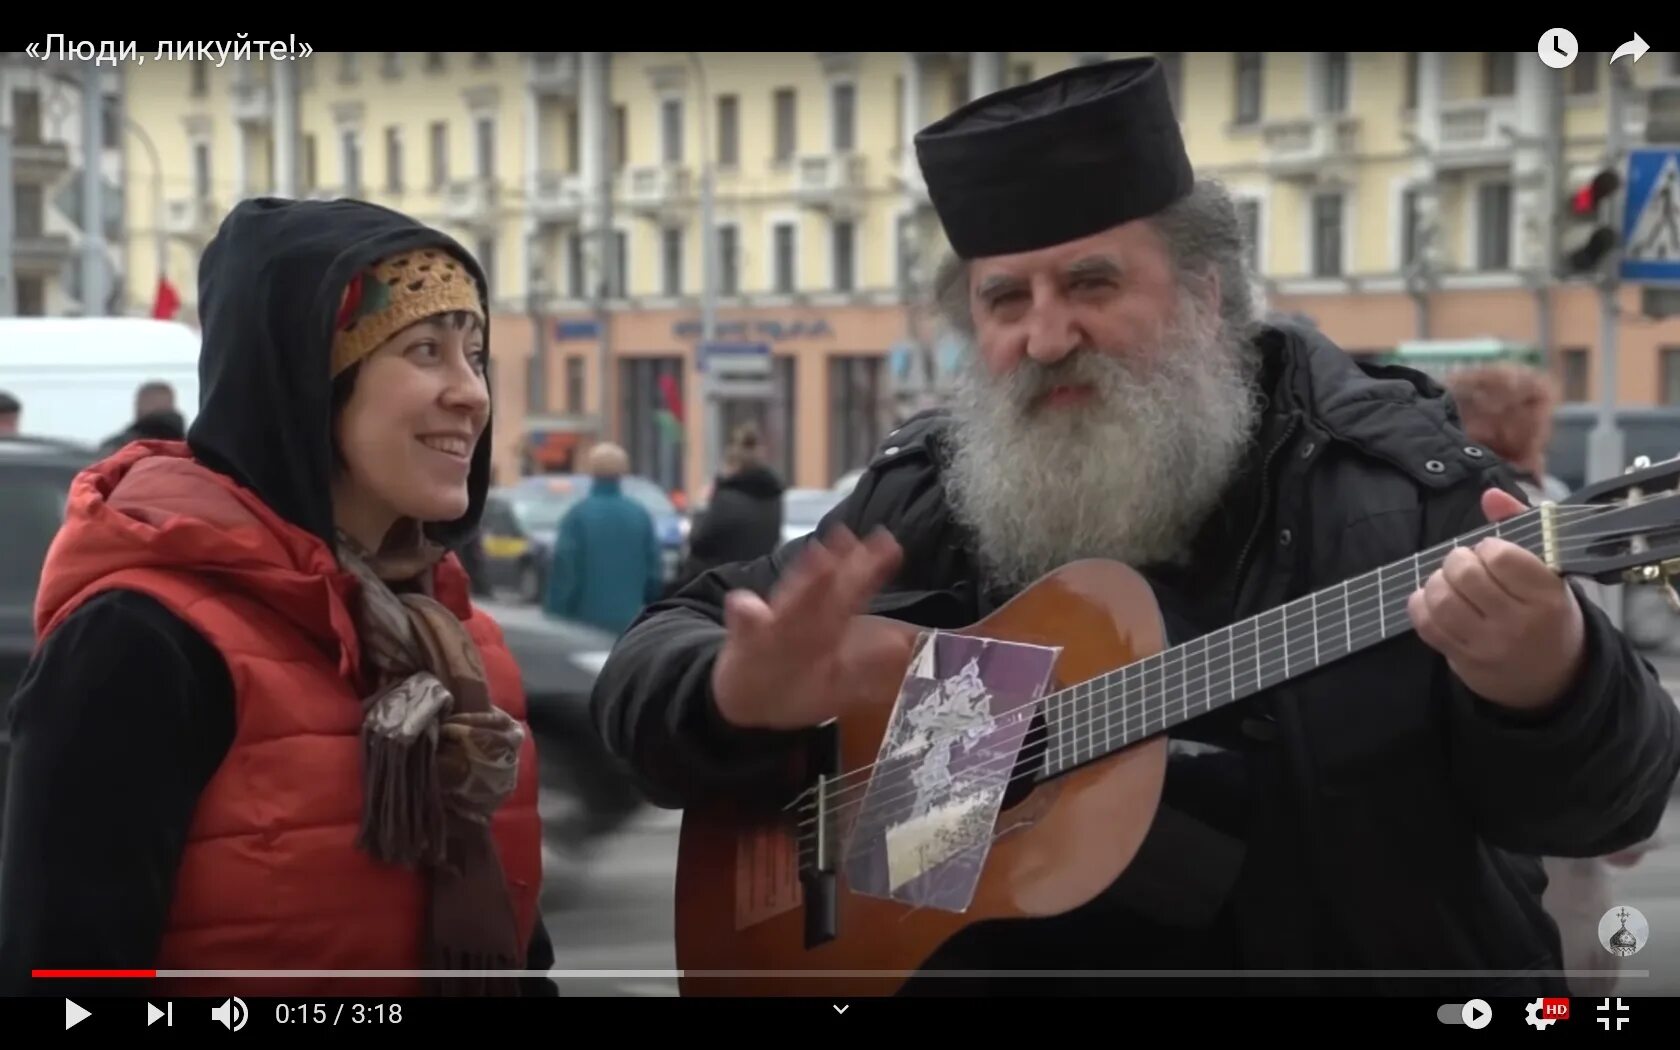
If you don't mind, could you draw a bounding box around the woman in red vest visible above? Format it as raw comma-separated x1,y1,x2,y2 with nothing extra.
0,198,552,998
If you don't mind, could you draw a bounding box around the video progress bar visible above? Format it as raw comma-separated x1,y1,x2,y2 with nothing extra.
33,968,1653,979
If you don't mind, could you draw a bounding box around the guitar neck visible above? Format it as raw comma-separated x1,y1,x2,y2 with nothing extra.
1040,506,1550,777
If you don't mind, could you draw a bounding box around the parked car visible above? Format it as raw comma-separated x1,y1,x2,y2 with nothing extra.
477,488,551,603
782,486,848,546
0,435,98,827
0,439,643,850
500,474,689,596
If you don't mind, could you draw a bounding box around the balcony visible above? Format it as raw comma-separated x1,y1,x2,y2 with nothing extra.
11,232,74,274
533,172,585,222
163,196,220,238
1261,115,1361,180
624,164,694,222
11,139,70,184
530,52,578,96
1435,99,1518,168
442,178,500,227
795,154,869,214
231,79,273,124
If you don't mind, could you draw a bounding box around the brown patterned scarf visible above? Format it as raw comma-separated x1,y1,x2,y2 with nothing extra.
335,520,527,996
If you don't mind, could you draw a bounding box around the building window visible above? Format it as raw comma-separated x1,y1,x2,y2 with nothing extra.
429,122,447,188
1234,198,1260,273
1312,193,1343,277
193,141,211,200
566,357,586,414
302,134,317,191
717,95,739,167
619,356,687,495
661,97,683,165
1401,187,1422,269
612,230,628,298
472,53,493,69
425,52,446,73
385,127,402,192
475,117,495,179
829,355,886,482
662,227,684,297
894,76,906,152
1568,56,1599,95
1476,181,1512,271
566,110,580,174
1320,52,1349,113
774,88,797,162
773,222,796,293
476,236,495,297
1662,348,1680,406
14,184,44,238
1158,53,1183,117
832,220,855,291
1011,62,1035,87
1234,53,1263,125
1559,348,1590,402
1404,52,1419,111
12,90,41,143
831,82,856,153
381,52,401,79
1483,52,1516,97
191,60,209,96
101,94,120,149
612,106,627,170
720,357,797,484
341,131,361,195
718,225,739,296
16,276,45,316
339,53,359,84
567,232,585,299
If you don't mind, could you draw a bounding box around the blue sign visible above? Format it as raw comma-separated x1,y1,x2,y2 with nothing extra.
1621,147,1680,283
554,319,600,341
673,318,834,343
697,341,771,374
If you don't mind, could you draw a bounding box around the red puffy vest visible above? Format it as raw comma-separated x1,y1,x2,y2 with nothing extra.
34,443,543,998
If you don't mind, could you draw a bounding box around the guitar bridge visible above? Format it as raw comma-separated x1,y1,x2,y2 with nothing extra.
800,720,840,949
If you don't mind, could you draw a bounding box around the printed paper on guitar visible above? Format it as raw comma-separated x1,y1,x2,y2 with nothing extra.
842,630,1060,912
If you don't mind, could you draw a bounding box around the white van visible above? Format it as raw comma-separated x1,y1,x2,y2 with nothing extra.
0,317,202,450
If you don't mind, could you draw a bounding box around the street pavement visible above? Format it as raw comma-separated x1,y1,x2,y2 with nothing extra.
537,647,1680,998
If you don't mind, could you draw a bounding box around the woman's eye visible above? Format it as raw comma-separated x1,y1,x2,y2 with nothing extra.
408,342,441,360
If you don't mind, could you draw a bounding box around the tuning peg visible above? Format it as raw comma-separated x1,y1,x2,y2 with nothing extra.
1627,455,1653,474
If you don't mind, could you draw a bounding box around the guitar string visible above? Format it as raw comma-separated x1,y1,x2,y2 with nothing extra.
785,498,1658,837
782,499,1672,841
779,499,1631,820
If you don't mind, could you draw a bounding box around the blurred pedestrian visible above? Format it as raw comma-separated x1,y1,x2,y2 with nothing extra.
100,381,187,453
1446,360,1655,995
0,390,19,435
0,198,553,999
674,423,786,590
542,441,663,634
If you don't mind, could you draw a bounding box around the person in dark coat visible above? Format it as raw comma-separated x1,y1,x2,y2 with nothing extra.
676,423,786,587
100,381,187,453
589,57,1680,999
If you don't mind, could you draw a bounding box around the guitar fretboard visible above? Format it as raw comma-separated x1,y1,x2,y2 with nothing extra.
1040,508,1549,777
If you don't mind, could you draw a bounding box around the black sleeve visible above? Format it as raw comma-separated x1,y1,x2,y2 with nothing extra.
590,416,974,810
1431,471,1680,857
520,916,558,996
0,591,234,998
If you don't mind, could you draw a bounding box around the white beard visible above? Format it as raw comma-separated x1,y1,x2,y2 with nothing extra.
944,289,1264,592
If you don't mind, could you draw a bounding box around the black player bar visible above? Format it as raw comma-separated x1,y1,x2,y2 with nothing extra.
17,993,1674,1036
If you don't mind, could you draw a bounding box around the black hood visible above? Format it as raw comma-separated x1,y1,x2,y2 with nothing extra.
186,197,494,551
718,464,786,500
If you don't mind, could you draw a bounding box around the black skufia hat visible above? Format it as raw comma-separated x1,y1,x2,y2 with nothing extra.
914,56,1193,260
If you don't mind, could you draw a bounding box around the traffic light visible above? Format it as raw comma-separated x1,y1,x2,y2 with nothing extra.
1559,168,1622,276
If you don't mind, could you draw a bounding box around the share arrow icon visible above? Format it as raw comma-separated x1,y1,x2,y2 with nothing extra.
1612,33,1650,64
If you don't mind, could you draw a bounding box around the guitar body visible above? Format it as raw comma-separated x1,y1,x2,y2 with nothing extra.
674,559,1171,997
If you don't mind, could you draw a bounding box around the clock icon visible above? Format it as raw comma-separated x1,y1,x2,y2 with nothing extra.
1539,27,1580,69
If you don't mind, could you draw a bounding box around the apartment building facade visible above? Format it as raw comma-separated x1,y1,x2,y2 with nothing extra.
119,51,1680,493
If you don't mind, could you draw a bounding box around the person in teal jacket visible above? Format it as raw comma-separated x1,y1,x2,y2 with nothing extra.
542,442,664,634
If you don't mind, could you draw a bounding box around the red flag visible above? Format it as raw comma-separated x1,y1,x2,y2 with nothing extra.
151,276,181,320
658,373,684,423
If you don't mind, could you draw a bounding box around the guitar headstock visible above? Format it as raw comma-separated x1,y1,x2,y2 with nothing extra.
1555,453,1680,595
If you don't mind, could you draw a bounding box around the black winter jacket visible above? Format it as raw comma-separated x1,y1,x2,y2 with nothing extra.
590,322,1680,997
676,465,785,585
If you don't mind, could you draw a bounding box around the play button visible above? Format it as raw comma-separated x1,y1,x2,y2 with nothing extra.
149,1003,165,1026
66,999,92,1030
1461,999,1492,1029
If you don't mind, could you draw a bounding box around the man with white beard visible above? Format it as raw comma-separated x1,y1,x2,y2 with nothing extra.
591,57,1680,998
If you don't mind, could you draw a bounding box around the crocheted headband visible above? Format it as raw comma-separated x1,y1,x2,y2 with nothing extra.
331,247,485,378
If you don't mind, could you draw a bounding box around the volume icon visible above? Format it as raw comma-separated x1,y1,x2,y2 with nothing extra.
211,997,248,1031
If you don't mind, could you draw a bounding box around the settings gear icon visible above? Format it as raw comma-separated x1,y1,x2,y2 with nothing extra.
1527,998,1559,1030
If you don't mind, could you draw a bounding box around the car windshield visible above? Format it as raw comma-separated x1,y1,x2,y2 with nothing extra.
507,491,579,539
619,476,677,517
0,466,75,603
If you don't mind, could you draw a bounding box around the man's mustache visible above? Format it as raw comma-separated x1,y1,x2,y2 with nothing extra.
994,350,1130,409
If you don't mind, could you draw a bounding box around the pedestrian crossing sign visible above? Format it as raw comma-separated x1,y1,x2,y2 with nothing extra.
1621,147,1680,283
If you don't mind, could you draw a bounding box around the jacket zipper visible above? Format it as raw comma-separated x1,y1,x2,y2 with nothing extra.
1229,413,1302,616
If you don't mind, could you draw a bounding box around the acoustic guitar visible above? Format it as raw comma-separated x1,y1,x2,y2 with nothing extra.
673,454,1680,997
